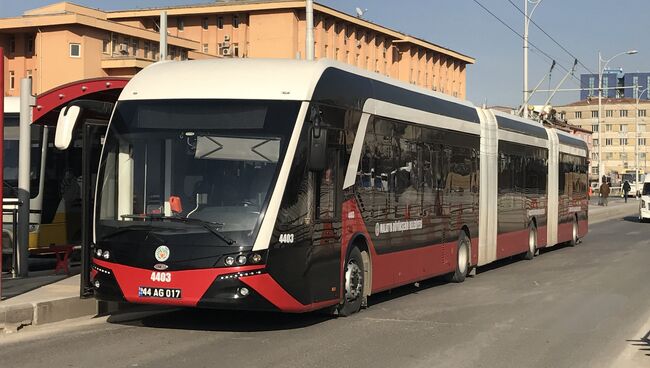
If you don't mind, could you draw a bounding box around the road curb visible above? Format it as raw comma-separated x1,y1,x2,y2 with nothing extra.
0,297,97,333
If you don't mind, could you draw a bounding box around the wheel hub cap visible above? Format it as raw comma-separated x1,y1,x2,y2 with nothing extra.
345,260,363,301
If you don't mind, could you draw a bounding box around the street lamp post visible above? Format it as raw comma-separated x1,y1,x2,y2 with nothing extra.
635,84,648,195
597,50,638,186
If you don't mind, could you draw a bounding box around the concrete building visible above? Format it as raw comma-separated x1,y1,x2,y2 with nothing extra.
558,98,650,180
1,1,474,98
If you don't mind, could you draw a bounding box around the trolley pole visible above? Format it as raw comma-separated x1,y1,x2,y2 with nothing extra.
17,78,35,277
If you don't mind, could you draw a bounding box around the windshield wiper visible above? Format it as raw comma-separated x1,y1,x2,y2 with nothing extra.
120,214,235,245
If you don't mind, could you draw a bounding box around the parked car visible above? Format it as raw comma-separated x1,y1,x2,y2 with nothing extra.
638,176,650,222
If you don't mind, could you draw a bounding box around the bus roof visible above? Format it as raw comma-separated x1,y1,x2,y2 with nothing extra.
3,97,19,114
119,58,474,109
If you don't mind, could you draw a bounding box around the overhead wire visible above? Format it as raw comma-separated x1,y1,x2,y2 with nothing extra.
471,0,582,87
506,0,596,75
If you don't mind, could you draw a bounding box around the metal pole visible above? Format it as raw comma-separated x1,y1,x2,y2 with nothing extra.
0,47,4,293
598,52,603,186
160,11,167,61
306,0,314,61
17,78,34,277
634,83,641,198
523,0,528,118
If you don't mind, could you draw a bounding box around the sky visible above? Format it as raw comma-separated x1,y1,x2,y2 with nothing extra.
2,0,649,108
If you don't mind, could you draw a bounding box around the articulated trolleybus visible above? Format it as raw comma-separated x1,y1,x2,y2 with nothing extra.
91,59,588,315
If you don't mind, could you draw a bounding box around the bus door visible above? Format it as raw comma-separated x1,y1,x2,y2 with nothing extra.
309,122,345,303
81,120,107,296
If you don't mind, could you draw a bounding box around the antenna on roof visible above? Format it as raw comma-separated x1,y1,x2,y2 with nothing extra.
355,7,368,18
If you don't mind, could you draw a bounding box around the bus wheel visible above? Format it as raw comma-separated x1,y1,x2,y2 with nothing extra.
523,224,537,260
445,232,470,283
337,247,364,317
569,217,579,247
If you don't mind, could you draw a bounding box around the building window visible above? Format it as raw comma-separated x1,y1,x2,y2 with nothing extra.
593,139,599,146
621,152,628,161
639,138,646,146
605,152,613,160
620,124,627,132
602,77,608,98
606,124,612,131
153,44,159,60
217,16,224,29
233,43,239,57
180,50,188,61
233,15,240,28
202,43,208,53
575,111,582,118
559,112,566,120
591,110,598,118
620,110,628,117
69,43,81,57
178,17,184,31
639,109,646,117
9,71,15,90
112,33,118,54
592,124,598,132
26,36,35,54
131,38,138,57
588,76,595,97
605,138,613,145
592,152,599,161
640,124,647,132
9,36,15,53
620,138,628,145
641,153,647,159
606,109,613,117
102,39,110,54
202,17,209,30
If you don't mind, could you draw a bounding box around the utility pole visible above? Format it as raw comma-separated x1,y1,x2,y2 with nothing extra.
523,0,542,118
306,0,314,61
160,11,167,61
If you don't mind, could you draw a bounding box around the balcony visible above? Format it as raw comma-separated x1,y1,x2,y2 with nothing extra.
101,56,154,70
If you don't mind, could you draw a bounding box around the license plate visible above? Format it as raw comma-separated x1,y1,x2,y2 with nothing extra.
138,286,182,299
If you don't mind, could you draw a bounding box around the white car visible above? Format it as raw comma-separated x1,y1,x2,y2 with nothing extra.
639,177,650,222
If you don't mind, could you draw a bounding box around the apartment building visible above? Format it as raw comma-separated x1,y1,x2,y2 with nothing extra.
1,1,474,98
559,98,650,179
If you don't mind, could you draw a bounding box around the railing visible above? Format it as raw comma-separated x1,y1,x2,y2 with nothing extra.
2,198,22,277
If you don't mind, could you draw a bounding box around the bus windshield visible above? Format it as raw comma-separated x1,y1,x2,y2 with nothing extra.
95,99,300,247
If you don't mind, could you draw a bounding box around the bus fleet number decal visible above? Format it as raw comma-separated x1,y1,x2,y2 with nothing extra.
279,234,295,244
150,271,171,283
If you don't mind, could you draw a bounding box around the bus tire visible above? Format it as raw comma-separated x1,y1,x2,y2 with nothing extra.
569,217,578,247
445,232,470,283
523,223,537,260
337,247,364,317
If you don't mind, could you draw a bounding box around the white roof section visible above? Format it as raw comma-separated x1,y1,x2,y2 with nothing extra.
3,97,20,114
119,58,475,109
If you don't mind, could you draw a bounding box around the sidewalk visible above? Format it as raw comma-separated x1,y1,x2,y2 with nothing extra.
0,274,96,333
589,197,639,224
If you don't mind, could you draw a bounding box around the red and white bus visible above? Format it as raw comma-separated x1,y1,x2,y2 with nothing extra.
89,59,588,315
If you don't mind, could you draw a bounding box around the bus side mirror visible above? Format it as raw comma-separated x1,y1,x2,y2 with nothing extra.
55,105,82,150
308,126,327,172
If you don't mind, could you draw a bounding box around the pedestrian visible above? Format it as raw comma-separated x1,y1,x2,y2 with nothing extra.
600,181,610,206
623,180,631,203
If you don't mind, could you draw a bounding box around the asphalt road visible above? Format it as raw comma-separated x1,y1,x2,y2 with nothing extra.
1,215,650,368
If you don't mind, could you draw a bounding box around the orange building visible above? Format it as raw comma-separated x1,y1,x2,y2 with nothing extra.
1,1,474,98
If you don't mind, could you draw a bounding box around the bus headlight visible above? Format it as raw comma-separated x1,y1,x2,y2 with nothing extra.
102,250,110,260
95,248,103,257
250,253,262,264
224,256,235,266
236,255,247,265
